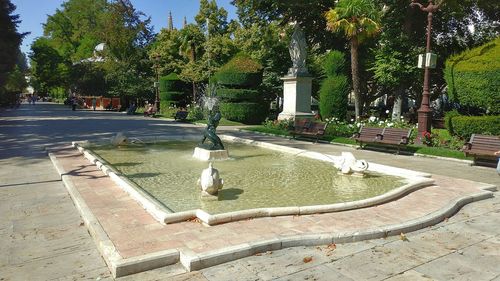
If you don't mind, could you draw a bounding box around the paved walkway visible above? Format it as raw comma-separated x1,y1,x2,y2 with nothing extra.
1,103,499,281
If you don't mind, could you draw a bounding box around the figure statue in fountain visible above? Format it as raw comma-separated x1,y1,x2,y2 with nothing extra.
198,162,224,197
198,111,225,150
335,152,369,177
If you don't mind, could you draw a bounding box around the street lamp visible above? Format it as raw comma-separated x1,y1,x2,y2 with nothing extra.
410,0,442,144
153,54,161,113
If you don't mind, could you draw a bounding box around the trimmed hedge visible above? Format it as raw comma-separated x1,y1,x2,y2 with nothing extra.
444,37,500,114
217,88,260,102
214,53,263,88
219,102,269,124
319,50,349,120
319,76,349,120
159,73,186,92
214,72,263,87
449,115,500,139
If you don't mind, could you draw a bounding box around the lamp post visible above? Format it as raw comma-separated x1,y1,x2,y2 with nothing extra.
410,0,442,144
153,54,161,113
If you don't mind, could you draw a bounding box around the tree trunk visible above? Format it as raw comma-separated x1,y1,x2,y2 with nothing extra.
350,37,361,119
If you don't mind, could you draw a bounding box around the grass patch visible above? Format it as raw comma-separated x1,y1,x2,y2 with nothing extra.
409,146,472,160
195,118,245,126
243,125,472,161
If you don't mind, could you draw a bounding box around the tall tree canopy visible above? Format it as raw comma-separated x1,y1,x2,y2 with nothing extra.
0,0,27,101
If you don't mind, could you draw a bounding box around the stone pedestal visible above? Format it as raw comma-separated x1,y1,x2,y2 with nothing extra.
278,75,314,120
193,147,229,161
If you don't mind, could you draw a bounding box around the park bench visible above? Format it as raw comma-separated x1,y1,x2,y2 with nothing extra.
462,134,500,165
174,110,188,121
290,119,328,143
353,126,412,154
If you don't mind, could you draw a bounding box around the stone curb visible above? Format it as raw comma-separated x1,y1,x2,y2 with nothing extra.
179,188,494,271
47,146,496,277
48,150,181,278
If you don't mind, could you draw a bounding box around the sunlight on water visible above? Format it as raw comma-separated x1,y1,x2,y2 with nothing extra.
91,141,403,214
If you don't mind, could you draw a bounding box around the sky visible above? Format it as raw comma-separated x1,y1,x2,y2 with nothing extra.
11,0,238,56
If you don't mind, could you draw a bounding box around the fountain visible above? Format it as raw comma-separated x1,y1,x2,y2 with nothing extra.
192,84,229,161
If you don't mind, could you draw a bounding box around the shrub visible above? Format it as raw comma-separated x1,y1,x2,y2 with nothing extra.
214,53,263,88
160,91,184,110
219,102,269,124
217,88,260,102
444,109,460,135
319,50,349,121
323,51,346,77
319,76,349,120
159,73,185,92
444,37,500,114
449,115,500,139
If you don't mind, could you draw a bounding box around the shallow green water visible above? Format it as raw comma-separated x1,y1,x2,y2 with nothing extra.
91,141,403,214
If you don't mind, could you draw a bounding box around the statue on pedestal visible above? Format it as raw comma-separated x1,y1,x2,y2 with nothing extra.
288,23,308,76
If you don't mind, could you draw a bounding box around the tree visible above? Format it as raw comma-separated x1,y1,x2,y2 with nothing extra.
30,38,70,96
0,0,27,103
325,0,381,119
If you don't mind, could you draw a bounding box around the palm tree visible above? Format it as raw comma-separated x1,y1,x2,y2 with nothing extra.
325,0,380,119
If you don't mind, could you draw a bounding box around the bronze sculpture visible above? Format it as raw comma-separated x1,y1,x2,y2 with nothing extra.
198,111,225,150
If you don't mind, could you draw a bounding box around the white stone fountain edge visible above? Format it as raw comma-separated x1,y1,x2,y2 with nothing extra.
72,137,435,226
49,144,496,276
179,189,494,271
47,150,180,278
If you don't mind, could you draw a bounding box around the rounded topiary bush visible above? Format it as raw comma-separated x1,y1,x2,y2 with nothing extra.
323,51,346,77
214,53,263,88
217,88,260,102
219,102,269,124
159,73,186,92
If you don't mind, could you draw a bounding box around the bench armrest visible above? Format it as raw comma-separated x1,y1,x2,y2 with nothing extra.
462,142,472,151
352,132,360,139
376,133,383,140
401,136,409,144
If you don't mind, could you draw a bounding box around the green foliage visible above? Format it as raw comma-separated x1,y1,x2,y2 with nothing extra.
449,115,500,139
0,0,25,94
188,105,205,121
319,76,349,120
219,102,268,124
159,73,185,92
217,88,260,102
444,37,500,114
323,50,346,77
319,50,349,120
214,53,263,87
444,109,460,134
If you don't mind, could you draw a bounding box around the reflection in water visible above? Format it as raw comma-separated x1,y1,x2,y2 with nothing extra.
91,141,403,214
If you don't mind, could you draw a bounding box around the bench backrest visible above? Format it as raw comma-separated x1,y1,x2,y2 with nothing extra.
468,134,500,152
310,122,328,133
294,119,311,131
382,128,412,144
358,126,384,138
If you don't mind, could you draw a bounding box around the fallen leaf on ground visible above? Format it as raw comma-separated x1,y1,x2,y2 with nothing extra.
303,256,313,263
400,232,409,242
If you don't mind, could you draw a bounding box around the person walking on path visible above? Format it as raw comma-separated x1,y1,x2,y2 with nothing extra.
92,98,97,111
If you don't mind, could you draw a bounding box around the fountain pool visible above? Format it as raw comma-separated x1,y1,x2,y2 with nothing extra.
88,140,405,215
